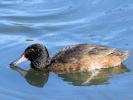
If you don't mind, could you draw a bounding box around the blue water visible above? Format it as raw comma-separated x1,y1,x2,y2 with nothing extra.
0,0,133,100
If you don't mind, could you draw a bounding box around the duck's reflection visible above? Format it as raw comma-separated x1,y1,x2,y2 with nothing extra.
10,65,129,87
10,66,49,88
57,65,129,86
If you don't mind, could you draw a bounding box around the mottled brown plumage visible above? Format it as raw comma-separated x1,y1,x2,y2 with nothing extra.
44,44,129,73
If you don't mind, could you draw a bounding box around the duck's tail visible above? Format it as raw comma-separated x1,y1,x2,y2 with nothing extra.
121,50,130,61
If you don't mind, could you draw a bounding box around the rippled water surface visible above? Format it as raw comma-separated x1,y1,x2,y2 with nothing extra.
0,0,133,100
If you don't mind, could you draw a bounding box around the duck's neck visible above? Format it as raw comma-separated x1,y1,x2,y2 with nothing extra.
31,47,51,69
31,57,51,70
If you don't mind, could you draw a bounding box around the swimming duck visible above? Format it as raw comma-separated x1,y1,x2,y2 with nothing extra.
10,43,129,73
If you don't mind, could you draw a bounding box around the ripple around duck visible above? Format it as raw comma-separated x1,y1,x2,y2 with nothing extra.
0,86,45,100
0,34,45,51
0,0,73,15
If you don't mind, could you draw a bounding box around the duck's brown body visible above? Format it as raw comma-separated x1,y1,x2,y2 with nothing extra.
43,44,129,73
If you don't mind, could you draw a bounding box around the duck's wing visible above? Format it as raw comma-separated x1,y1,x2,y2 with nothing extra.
88,45,117,56
51,44,117,64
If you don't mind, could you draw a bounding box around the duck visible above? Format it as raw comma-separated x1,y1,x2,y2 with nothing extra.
10,43,129,73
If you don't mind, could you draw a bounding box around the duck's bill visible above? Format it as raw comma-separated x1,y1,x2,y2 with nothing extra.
10,54,28,67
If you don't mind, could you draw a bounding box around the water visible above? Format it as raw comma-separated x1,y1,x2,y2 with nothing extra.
0,0,133,100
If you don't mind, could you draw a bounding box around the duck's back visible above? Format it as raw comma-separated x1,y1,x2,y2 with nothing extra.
47,44,129,73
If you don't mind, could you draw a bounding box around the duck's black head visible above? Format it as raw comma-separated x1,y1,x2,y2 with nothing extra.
10,44,51,69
